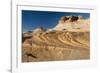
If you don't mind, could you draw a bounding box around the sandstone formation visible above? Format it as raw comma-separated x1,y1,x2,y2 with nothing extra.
22,16,90,62
53,16,90,31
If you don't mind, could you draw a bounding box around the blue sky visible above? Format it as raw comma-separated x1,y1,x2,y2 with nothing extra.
22,10,90,32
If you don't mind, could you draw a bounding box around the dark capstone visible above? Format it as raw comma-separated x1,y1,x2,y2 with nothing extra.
71,16,79,22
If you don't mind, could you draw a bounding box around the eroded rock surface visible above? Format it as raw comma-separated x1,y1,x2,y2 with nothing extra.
22,16,90,62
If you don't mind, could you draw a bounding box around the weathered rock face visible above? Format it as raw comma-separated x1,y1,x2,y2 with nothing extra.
60,16,80,23
53,16,90,31
22,16,90,62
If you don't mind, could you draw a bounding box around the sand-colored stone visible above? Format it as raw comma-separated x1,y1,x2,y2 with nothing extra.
22,16,90,62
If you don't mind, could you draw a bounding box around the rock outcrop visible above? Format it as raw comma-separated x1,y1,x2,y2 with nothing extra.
53,16,90,31
22,16,90,62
